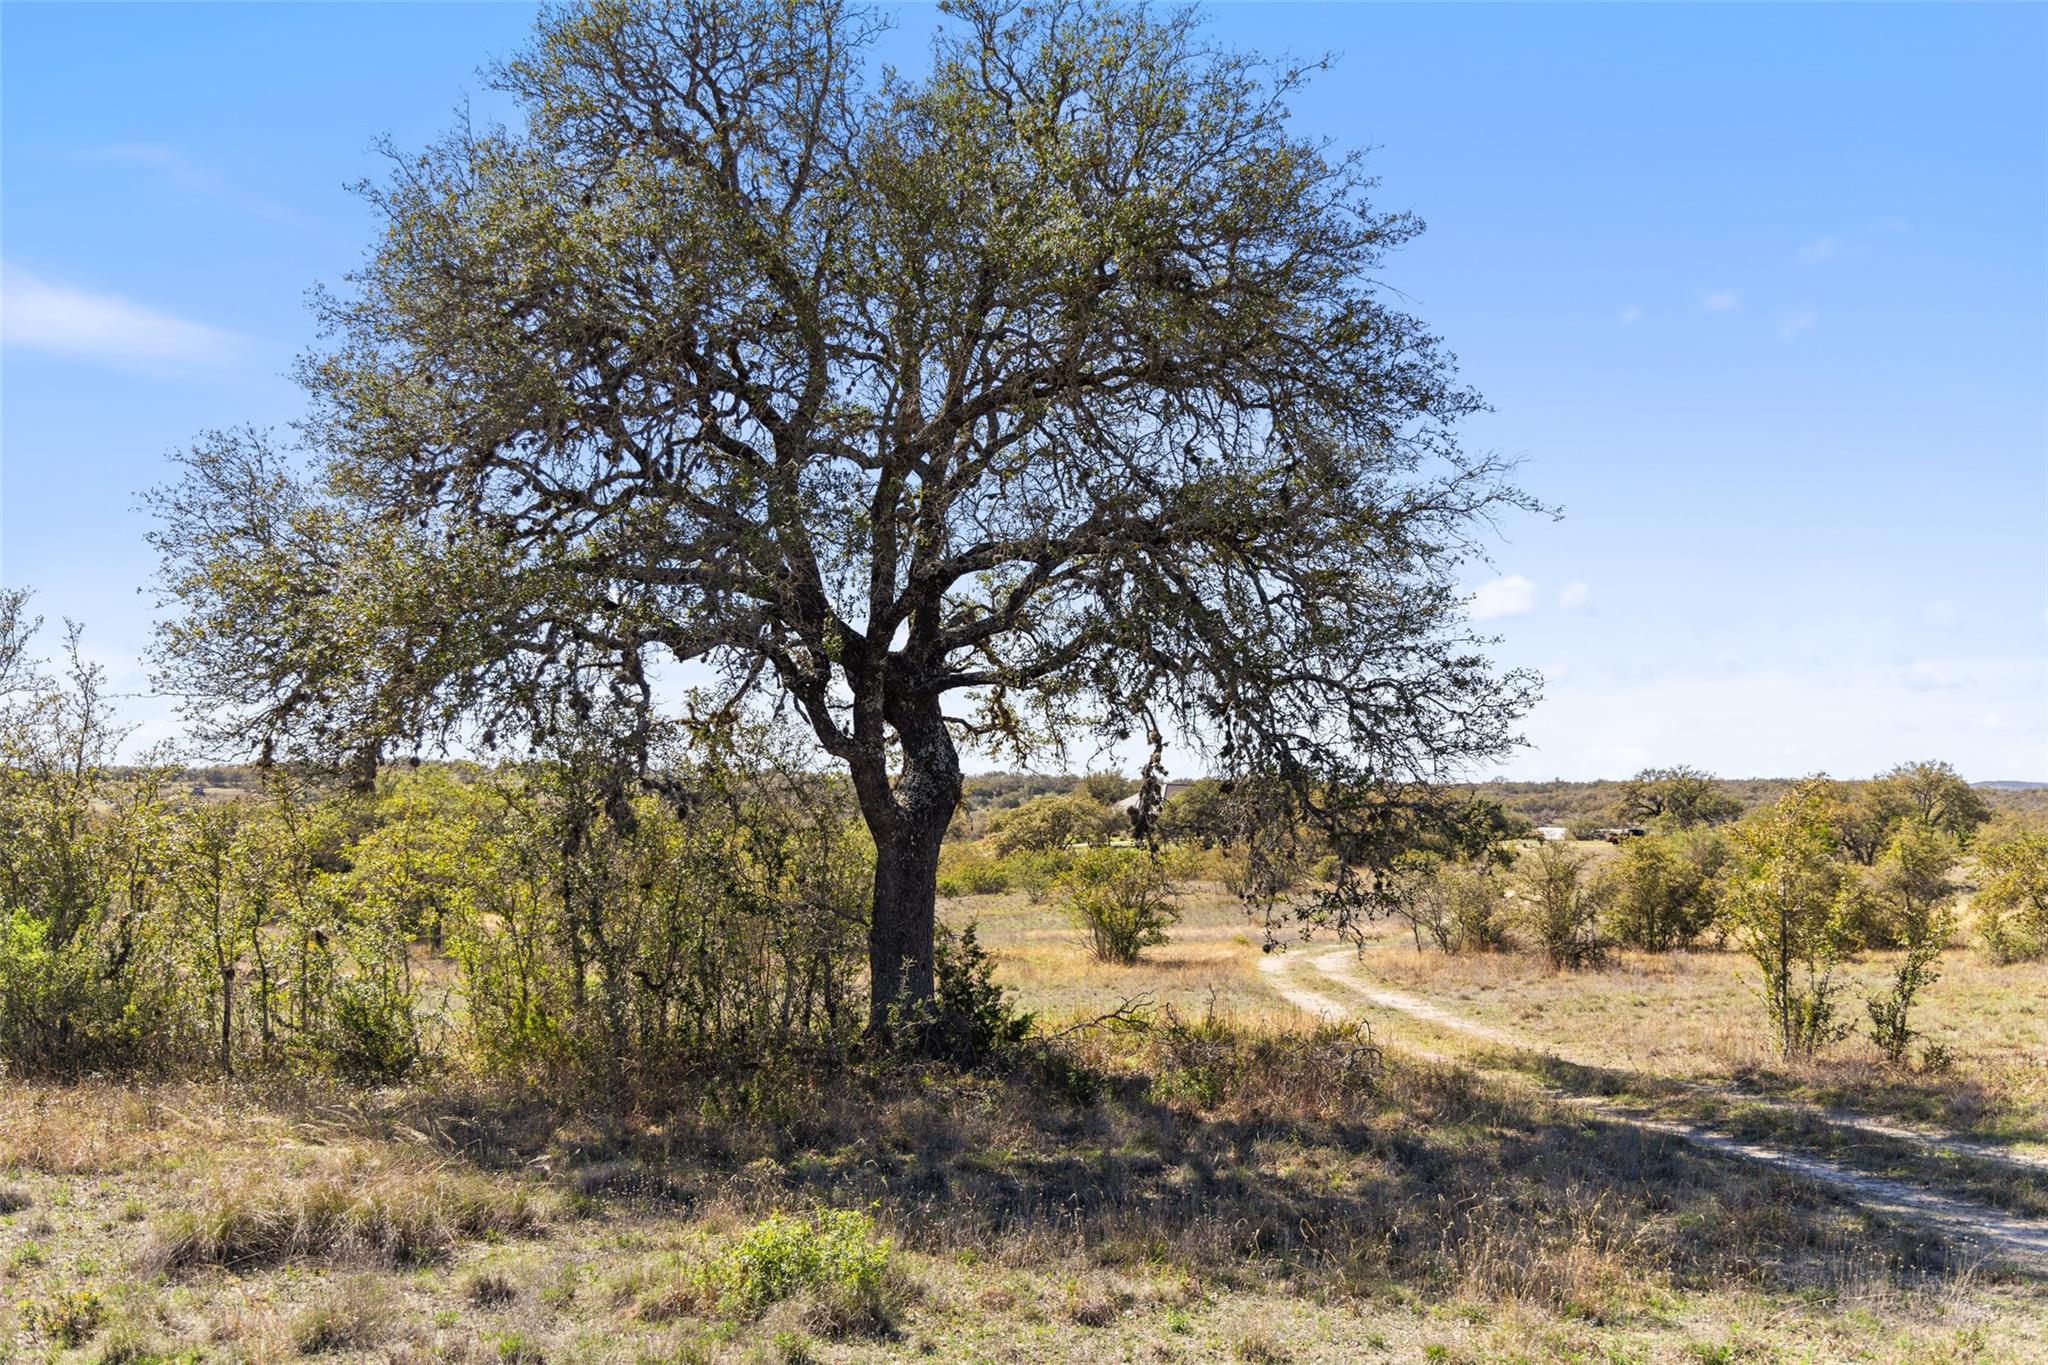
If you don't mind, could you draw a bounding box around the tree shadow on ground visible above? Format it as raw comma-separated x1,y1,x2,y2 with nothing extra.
382,1034,1998,1321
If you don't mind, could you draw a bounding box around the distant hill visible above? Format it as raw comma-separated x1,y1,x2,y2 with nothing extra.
132,763,2048,829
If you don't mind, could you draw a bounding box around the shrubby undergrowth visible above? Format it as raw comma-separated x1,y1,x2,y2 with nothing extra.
0,592,876,1091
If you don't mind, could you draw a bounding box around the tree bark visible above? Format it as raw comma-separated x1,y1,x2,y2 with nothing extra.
857,701,962,1038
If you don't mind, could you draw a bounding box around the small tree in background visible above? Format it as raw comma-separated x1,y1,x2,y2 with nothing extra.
1862,822,1957,1067
1724,781,1856,1059
1076,773,1137,807
1156,779,1230,848
1386,851,1511,954
1879,760,1991,848
1975,831,2048,963
1518,842,1610,969
1614,766,1741,831
1061,848,1180,965
1605,831,1727,951
986,793,1118,858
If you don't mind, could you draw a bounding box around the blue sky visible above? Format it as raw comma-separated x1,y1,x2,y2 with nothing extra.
3,3,2043,781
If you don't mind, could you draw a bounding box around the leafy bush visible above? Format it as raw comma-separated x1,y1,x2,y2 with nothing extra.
1518,843,1609,969
1976,831,2048,963
910,922,1033,1065
934,849,1011,898
986,793,1118,857
1724,782,1857,1059
1001,849,1073,904
1386,853,1511,954
0,910,160,1077
18,1287,102,1346
1604,832,1726,951
698,1209,899,1335
324,953,425,1082
1060,848,1181,964
1863,824,1956,1065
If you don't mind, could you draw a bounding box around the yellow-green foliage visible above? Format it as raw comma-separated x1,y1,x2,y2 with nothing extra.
1061,847,1180,965
17,1287,103,1346
935,846,1011,897
710,1209,892,1314
1725,781,1859,1058
1976,830,2048,963
986,793,1120,858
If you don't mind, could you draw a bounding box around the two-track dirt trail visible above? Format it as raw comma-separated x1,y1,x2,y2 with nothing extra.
1260,946,2048,1274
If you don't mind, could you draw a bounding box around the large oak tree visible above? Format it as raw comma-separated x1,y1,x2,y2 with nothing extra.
153,0,1539,1029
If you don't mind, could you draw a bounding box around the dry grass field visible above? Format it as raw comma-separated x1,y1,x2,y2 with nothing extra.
4,878,2045,1364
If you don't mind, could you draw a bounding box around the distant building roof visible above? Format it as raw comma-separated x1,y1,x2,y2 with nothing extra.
1114,779,1202,813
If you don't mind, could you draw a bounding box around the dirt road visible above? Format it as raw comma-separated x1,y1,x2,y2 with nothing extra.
1260,946,2048,1274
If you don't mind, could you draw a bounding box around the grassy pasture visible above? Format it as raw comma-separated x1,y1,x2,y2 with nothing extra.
3,879,2044,1364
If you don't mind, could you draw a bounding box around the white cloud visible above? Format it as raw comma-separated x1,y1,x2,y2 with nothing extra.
1902,658,1968,691
1702,289,1741,313
1616,304,1642,326
1797,235,1845,265
1777,308,1818,341
1467,574,1540,622
1,260,238,365
1923,598,1957,628
1558,581,1591,610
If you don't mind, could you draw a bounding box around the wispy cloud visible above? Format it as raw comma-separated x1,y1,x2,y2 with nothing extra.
1777,308,1818,340
1467,574,1540,622
1,260,239,366
1616,304,1642,326
1701,289,1742,313
1797,235,1846,265
1558,581,1591,610
80,142,302,224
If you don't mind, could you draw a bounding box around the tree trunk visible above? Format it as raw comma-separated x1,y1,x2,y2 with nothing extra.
858,703,962,1038
219,964,235,1079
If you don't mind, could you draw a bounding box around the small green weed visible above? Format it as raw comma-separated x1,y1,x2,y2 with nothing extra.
713,1209,889,1314
19,1287,104,1346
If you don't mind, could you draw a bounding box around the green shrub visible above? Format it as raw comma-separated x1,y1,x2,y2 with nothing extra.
987,793,1118,857
1604,832,1726,951
18,1287,103,1346
935,851,1011,898
0,910,159,1077
1002,849,1073,903
1518,843,1609,970
907,923,1033,1065
1725,782,1858,1059
325,967,424,1082
1976,831,2048,963
1387,853,1511,954
1060,848,1180,965
1863,824,1956,1065
704,1209,895,1335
